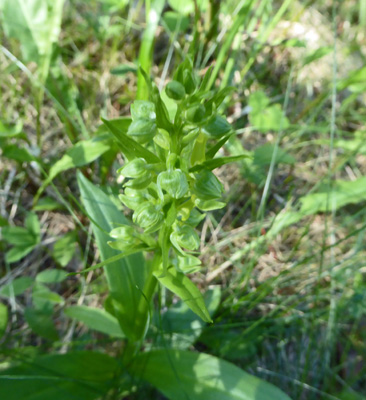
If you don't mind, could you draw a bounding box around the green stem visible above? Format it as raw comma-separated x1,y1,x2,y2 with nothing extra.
122,252,160,365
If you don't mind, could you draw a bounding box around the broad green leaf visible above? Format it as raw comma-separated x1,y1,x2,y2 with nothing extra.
0,277,33,297
129,349,291,400
64,306,124,338
0,351,119,400
154,267,212,323
25,212,41,238
77,171,152,342
24,308,59,341
154,286,221,349
2,145,36,163
299,177,366,215
0,302,8,338
36,269,68,284
1,226,37,246
249,91,289,132
52,232,77,267
49,136,110,179
5,245,36,264
253,144,295,166
32,283,64,311
35,135,111,202
102,118,160,163
1,0,65,73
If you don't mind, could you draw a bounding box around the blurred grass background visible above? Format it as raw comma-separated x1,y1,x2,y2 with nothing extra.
1,0,366,399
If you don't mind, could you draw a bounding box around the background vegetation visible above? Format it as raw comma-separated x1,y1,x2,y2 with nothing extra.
1,0,366,399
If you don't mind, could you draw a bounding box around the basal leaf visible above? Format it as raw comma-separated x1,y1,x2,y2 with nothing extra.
153,286,221,349
129,349,291,400
77,171,152,341
0,351,119,400
64,306,125,338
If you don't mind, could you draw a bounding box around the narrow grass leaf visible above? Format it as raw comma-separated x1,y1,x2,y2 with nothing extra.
190,155,250,172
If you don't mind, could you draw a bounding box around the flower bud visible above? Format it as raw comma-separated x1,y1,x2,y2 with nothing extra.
173,254,201,274
183,70,197,95
182,127,200,145
123,174,152,190
166,80,186,100
203,114,231,138
110,225,136,240
117,158,148,178
186,104,206,123
133,203,164,233
157,169,189,199
131,100,156,120
193,170,223,200
119,188,146,210
127,119,157,144
170,223,200,254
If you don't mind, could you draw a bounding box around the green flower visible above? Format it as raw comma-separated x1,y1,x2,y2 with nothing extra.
170,223,200,254
157,169,189,199
133,203,164,233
